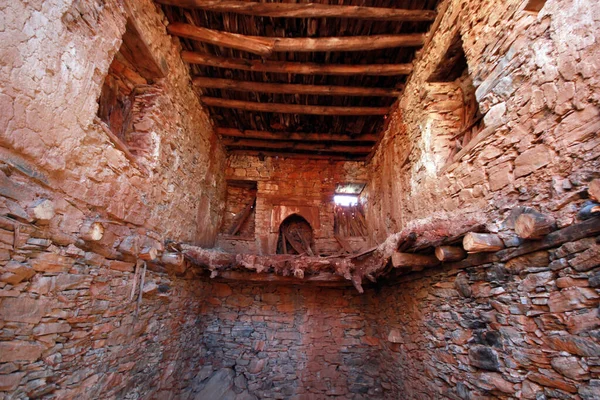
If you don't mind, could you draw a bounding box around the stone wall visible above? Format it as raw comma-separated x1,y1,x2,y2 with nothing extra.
218,155,368,255
0,0,225,397
188,280,383,400
364,0,600,242
372,237,600,399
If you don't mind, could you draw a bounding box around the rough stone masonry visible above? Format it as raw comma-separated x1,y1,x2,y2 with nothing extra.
0,0,599,399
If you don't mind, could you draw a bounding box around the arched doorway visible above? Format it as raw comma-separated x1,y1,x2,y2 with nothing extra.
276,214,315,256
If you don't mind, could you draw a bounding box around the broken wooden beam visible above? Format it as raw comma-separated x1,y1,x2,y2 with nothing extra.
168,23,425,55
201,97,389,116
193,77,401,97
157,1,437,22
216,128,378,143
515,211,556,239
435,246,467,262
391,252,440,269
463,232,505,253
222,138,372,154
228,195,256,235
182,51,413,76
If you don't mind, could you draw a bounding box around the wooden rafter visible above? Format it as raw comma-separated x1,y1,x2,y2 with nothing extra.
222,138,372,154
228,150,366,161
157,0,437,22
201,97,389,116
216,128,378,143
182,52,413,76
168,23,425,55
193,77,401,97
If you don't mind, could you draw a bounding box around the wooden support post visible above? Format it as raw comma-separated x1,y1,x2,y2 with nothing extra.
463,232,505,253
391,252,440,268
435,246,467,262
515,212,556,239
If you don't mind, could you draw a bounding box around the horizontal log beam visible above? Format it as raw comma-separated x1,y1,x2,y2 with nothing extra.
193,77,401,97
228,149,366,161
216,127,378,143
215,271,353,286
201,97,389,116
222,138,372,154
157,1,437,22
182,51,413,76
168,23,425,55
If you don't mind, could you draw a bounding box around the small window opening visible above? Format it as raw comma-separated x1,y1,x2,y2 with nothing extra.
333,182,367,237
334,195,358,207
97,19,166,158
428,32,484,166
220,180,257,237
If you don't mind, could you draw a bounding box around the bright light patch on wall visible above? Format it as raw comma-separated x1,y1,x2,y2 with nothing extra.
334,195,359,207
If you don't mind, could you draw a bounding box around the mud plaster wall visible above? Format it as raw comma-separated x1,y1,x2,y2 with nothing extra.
219,155,368,255
364,0,600,242
0,0,226,397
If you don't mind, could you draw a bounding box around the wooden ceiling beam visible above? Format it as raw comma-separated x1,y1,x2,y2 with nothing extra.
222,138,372,154
168,23,425,55
201,97,389,116
216,127,378,143
193,77,401,97
183,51,413,76
228,150,366,161
157,0,437,22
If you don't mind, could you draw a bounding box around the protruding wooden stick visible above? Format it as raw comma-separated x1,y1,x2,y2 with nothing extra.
391,252,440,268
463,233,505,253
201,97,389,116
435,246,467,262
157,1,437,22
193,77,401,97
79,220,104,242
182,51,413,76
515,212,556,239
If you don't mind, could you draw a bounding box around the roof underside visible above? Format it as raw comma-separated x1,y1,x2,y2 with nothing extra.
158,0,442,161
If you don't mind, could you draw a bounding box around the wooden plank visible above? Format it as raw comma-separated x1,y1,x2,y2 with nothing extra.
228,149,367,161
157,1,437,22
222,138,372,154
168,23,425,55
216,127,378,143
193,77,401,97
201,97,389,116
182,51,413,76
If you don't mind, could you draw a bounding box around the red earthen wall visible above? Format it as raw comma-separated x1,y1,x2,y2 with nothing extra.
0,0,225,397
219,155,368,255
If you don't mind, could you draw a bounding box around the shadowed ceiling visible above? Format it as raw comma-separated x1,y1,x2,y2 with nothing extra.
157,0,442,160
